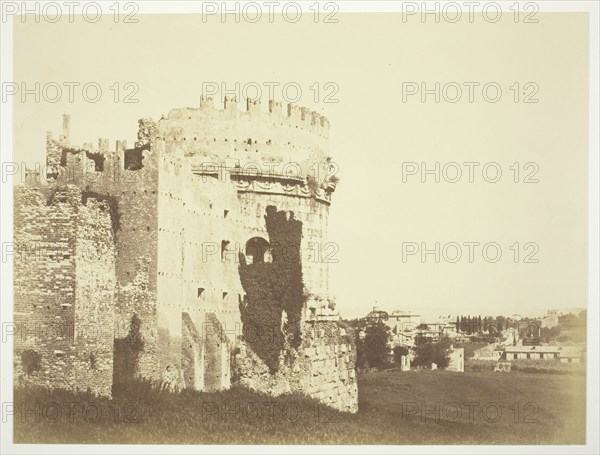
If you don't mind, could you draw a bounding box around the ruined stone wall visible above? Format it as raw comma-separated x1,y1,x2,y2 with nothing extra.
156,147,245,390
42,122,163,383
45,133,160,292
115,266,159,381
21,107,357,411
235,321,358,413
298,321,358,412
38,117,244,391
447,348,465,372
45,132,62,171
14,186,78,390
73,198,116,396
233,201,357,412
111,144,161,382
181,312,203,389
157,101,355,410
14,185,115,396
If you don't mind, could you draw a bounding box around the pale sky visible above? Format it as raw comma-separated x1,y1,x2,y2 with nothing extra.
13,13,589,320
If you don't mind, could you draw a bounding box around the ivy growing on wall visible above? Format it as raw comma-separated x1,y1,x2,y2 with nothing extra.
238,205,305,374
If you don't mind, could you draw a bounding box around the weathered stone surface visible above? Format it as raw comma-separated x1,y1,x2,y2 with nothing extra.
14,100,357,412
233,320,358,413
14,185,115,397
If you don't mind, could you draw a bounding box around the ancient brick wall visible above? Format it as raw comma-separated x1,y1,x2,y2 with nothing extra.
42,120,163,384
14,185,115,397
114,263,160,382
73,198,116,396
14,186,78,390
111,147,161,383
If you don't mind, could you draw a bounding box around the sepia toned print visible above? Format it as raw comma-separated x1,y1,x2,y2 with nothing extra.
1,1,597,451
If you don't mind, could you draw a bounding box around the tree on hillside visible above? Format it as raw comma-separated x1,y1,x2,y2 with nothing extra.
412,337,451,369
393,345,409,363
560,311,587,329
354,329,368,370
540,325,561,343
345,318,369,370
497,315,508,331
364,321,391,369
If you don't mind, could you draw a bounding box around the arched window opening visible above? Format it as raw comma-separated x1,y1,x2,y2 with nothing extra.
245,237,271,264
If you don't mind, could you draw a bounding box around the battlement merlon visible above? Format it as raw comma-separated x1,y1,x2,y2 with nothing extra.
187,97,330,136
46,135,131,171
45,113,151,167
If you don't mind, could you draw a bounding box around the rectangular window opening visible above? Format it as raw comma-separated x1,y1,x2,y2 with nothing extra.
221,240,230,260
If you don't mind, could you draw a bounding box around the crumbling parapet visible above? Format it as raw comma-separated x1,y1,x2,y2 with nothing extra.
136,118,158,149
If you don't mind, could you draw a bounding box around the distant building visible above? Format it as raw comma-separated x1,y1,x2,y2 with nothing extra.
364,306,390,323
503,345,561,360
473,343,503,361
502,345,584,363
362,308,458,346
447,347,464,372
399,355,411,372
503,328,519,346
517,320,542,346
541,310,559,329
364,307,422,346
387,311,422,344
414,321,458,343
558,347,585,363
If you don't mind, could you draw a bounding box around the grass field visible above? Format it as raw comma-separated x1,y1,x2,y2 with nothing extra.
13,369,586,444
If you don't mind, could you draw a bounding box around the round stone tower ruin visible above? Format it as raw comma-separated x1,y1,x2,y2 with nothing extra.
13,97,358,413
